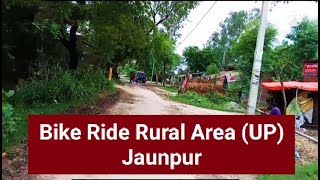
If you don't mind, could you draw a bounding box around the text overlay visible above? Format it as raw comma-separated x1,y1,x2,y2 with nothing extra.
28,115,295,174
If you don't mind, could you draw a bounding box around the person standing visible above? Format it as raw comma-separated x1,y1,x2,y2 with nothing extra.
130,73,135,83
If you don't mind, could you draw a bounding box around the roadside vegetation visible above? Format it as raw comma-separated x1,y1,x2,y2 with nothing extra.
160,86,178,93
258,161,318,180
170,91,245,113
2,0,200,151
2,67,116,151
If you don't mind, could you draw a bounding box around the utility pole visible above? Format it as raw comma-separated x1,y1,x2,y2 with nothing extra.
247,1,269,115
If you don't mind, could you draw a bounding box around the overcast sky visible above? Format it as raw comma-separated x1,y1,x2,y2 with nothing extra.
175,1,318,56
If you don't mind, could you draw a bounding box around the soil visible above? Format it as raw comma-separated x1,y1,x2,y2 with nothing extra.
2,82,318,180
295,130,318,165
2,140,30,180
64,90,120,115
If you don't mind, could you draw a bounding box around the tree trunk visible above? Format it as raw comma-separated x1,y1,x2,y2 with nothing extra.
68,25,79,70
151,53,155,82
221,49,227,70
156,75,158,84
162,59,166,86
112,63,119,79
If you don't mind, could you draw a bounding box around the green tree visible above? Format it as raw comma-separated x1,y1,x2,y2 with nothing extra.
2,0,197,87
90,2,153,78
153,31,176,85
286,17,318,61
183,46,220,73
206,63,219,75
265,43,301,81
230,19,278,91
149,1,199,38
206,8,260,69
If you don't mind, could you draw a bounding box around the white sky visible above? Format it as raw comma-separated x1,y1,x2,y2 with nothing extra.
175,1,319,55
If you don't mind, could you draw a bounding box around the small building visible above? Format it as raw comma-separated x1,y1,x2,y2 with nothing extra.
261,81,318,128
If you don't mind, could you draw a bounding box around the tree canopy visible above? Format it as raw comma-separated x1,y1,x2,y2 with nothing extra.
182,46,220,73
286,17,318,61
2,0,199,89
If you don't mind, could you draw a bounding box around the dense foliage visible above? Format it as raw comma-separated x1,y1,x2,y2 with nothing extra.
2,0,199,149
2,90,20,144
2,0,199,90
15,66,114,106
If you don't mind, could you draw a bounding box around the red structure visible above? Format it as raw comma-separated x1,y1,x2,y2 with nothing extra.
303,61,318,82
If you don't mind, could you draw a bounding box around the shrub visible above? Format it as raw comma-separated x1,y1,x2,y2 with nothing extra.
15,66,114,106
206,91,237,104
187,92,210,104
206,63,219,75
2,90,20,143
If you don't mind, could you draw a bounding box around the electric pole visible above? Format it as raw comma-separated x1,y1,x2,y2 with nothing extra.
247,1,269,115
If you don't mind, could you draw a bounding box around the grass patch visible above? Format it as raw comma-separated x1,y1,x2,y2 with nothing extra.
2,66,117,151
2,90,117,152
257,161,318,180
160,86,178,93
14,66,114,106
169,91,244,113
112,78,124,85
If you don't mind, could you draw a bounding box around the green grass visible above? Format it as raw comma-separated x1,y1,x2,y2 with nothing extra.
2,95,99,152
160,86,178,93
3,87,118,152
169,92,245,113
2,67,118,151
258,161,318,180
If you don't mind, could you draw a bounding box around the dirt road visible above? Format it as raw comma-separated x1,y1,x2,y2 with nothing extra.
33,83,254,180
106,83,243,115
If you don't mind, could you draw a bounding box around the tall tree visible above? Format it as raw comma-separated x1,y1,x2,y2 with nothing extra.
206,8,260,69
183,46,220,73
265,43,301,81
264,17,318,81
2,0,198,87
148,1,199,38
286,17,318,61
230,19,278,91
35,1,93,70
153,31,176,85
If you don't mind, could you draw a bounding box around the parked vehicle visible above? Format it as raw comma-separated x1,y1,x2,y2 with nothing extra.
135,71,147,83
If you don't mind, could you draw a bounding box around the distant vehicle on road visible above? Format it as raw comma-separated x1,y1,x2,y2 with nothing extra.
135,71,147,83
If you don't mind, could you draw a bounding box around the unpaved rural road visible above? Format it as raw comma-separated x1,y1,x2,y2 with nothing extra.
33,83,255,180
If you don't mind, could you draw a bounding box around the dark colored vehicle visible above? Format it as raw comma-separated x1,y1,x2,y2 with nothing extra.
135,71,147,83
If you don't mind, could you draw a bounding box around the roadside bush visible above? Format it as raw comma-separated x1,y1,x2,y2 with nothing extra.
206,91,236,104
178,91,237,105
183,92,211,104
227,81,247,103
15,66,114,106
2,90,20,143
206,63,219,75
